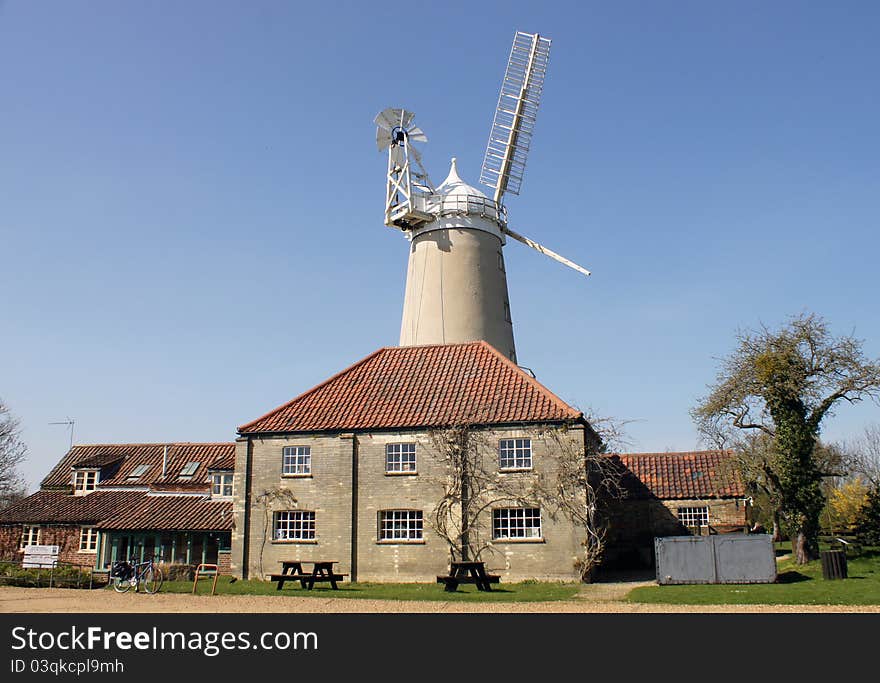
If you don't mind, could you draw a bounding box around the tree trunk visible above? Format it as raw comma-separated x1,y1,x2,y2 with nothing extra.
771,512,784,543
791,530,819,564
460,455,470,562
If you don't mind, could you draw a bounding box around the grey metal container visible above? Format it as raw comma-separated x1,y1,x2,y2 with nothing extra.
655,534,777,585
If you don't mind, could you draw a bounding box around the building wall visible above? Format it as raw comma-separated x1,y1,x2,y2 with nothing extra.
233,424,588,582
661,497,747,532
233,433,355,580
603,496,749,568
218,549,231,574
0,524,97,568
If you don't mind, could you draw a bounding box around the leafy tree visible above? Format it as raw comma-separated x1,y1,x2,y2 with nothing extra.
854,484,880,546
693,314,880,563
0,399,28,509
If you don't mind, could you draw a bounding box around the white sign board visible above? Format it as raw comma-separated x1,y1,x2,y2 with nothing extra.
22,545,60,568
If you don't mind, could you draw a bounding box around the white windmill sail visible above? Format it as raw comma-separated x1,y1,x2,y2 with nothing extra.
480,32,591,278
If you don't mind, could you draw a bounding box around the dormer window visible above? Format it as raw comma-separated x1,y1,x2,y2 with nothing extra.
178,461,200,480
126,464,150,480
73,470,99,495
211,473,233,498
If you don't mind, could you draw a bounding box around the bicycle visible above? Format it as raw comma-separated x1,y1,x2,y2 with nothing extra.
109,556,164,594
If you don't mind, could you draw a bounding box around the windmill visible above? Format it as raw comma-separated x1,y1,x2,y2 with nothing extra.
375,32,589,363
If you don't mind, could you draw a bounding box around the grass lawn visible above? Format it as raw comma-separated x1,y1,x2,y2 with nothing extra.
160,577,581,602
627,550,880,606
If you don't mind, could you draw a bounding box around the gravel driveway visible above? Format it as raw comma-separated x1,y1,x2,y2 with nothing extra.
2,584,878,613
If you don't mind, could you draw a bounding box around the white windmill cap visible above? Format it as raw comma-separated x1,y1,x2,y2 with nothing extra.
418,157,504,240
436,157,489,199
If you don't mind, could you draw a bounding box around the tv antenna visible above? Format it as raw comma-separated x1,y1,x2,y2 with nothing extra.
49,418,75,450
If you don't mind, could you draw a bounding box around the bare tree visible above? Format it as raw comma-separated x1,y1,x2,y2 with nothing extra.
0,399,28,509
254,486,297,579
843,424,880,488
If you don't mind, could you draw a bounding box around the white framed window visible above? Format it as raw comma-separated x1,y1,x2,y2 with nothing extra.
499,438,532,470
79,527,99,552
492,508,542,540
20,526,41,548
385,443,417,474
282,446,311,476
678,506,709,528
211,473,233,498
274,510,315,541
379,510,423,542
73,470,98,494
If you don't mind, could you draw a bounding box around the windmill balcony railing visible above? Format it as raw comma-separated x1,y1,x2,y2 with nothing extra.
414,193,507,226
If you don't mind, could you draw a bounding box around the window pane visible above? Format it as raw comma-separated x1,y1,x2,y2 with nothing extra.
677,506,709,527
80,528,98,551
21,526,41,548
499,439,532,469
379,510,423,541
282,446,311,475
274,510,315,540
385,443,417,473
492,508,541,540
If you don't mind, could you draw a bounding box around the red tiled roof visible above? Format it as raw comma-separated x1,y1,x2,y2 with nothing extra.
207,454,235,471
97,494,232,531
41,443,236,489
72,453,126,469
0,490,146,524
617,450,743,500
239,341,582,434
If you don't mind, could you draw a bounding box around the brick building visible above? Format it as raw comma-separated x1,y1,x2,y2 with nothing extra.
0,343,749,580
603,450,749,567
0,443,235,572
232,341,599,582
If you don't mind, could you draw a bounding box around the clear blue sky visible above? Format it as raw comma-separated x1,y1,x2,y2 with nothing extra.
2,1,878,490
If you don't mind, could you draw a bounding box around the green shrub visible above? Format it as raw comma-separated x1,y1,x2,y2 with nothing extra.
160,563,195,581
0,563,92,588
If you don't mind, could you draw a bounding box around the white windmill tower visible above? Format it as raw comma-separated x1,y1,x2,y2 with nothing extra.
375,32,589,363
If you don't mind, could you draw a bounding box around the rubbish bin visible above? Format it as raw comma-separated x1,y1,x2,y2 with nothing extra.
820,549,847,580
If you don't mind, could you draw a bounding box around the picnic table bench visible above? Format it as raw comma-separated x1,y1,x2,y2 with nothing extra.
269,561,347,590
437,561,500,592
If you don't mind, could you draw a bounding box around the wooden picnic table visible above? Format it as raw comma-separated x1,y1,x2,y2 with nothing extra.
269,560,347,590
437,560,500,592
